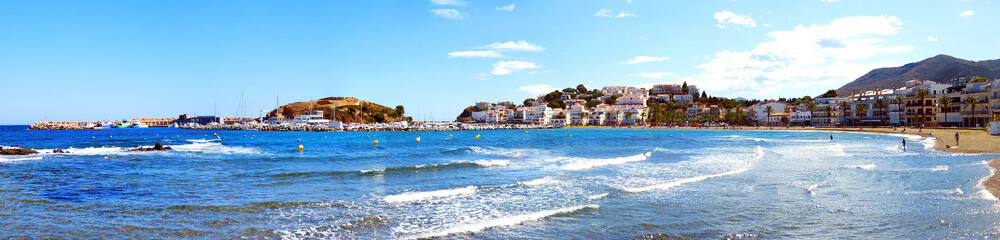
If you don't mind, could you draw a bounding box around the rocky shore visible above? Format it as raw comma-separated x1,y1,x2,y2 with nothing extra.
0,146,39,155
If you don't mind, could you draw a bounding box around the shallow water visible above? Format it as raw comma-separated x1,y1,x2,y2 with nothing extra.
1,125,999,239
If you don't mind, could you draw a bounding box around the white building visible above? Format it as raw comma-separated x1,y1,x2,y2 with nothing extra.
291,111,329,125
750,101,787,124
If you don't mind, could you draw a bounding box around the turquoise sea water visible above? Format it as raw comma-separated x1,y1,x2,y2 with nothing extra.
1,125,999,239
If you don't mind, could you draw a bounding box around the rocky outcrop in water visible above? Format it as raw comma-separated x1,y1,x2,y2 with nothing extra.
129,142,172,152
0,146,39,155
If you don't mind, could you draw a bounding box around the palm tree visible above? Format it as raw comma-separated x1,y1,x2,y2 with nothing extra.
579,112,590,126
874,98,887,122
624,111,635,126
824,106,833,127
894,94,907,126
806,102,817,126
914,88,931,127
855,104,868,126
937,95,952,127
764,106,774,126
963,96,981,128
838,101,851,126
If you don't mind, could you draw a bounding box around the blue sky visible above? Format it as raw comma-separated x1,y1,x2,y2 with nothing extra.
0,0,997,124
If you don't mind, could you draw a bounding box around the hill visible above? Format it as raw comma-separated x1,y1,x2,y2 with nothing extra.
265,97,409,124
836,54,1000,96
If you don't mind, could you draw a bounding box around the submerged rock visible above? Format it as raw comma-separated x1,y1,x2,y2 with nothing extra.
0,146,39,155
52,148,68,154
129,142,172,152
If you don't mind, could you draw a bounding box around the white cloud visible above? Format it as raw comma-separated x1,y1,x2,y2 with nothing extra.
714,10,757,29
492,61,540,75
927,36,939,42
595,8,637,18
448,50,504,58
622,56,670,64
482,41,545,52
820,0,838,2
431,0,465,6
691,15,912,98
630,72,679,79
430,9,463,20
515,84,559,95
497,4,515,11
960,10,974,17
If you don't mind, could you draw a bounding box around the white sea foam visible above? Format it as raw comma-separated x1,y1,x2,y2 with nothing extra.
931,165,949,172
587,193,609,200
562,151,652,171
468,146,536,157
806,184,820,196
0,156,44,163
171,140,258,155
620,146,763,193
518,177,560,186
622,168,749,193
472,159,509,167
383,186,478,203
922,137,937,150
403,205,598,240
844,163,876,170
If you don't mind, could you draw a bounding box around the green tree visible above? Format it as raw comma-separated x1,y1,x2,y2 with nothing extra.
838,101,851,126
523,98,534,107
624,111,635,125
780,116,790,127
894,95,907,125
764,106,774,126
576,84,588,93
874,98,887,121
681,82,689,94
547,99,566,109
855,104,868,122
395,105,405,115
963,96,981,127
562,88,577,94
937,95,952,127
914,88,931,126
806,102,817,126
604,96,618,105
819,89,839,98
824,106,833,126
585,100,601,108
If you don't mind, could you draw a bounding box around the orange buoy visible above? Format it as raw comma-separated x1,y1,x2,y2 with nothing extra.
416,137,421,143
475,134,481,140
373,140,379,145
297,145,304,151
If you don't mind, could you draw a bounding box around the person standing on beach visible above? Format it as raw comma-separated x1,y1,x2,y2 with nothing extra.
955,132,960,145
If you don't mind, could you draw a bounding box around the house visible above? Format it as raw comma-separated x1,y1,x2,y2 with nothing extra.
811,97,850,126
750,101,787,124
673,94,693,104
475,102,491,109
767,112,791,126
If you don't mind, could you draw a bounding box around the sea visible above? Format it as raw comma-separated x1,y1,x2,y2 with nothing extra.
2,125,1000,239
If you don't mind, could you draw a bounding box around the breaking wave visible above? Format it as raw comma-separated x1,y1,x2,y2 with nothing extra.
383,186,478,203
403,205,598,240
562,151,653,171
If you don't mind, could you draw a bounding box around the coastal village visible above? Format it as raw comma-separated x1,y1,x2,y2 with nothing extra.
459,79,1000,133
27,78,1000,134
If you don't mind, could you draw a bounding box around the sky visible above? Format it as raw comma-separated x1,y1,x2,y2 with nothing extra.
0,0,997,124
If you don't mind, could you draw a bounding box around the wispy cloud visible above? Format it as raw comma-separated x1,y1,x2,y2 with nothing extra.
960,10,974,17
630,72,678,79
448,50,504,58
482,41,545,52
473,72,490,80
595,8,637,18
492,61,540,75
430,9,463,20
927,36,939,42
714,10,756,29
622,56,669,64
515,84,559,95
497,4,515,11
431,0,465,6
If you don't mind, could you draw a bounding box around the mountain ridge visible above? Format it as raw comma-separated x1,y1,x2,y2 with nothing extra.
836,54,1000,96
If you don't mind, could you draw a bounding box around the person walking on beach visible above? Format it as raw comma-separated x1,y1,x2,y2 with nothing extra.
902,138,906,151
955,132,960,145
